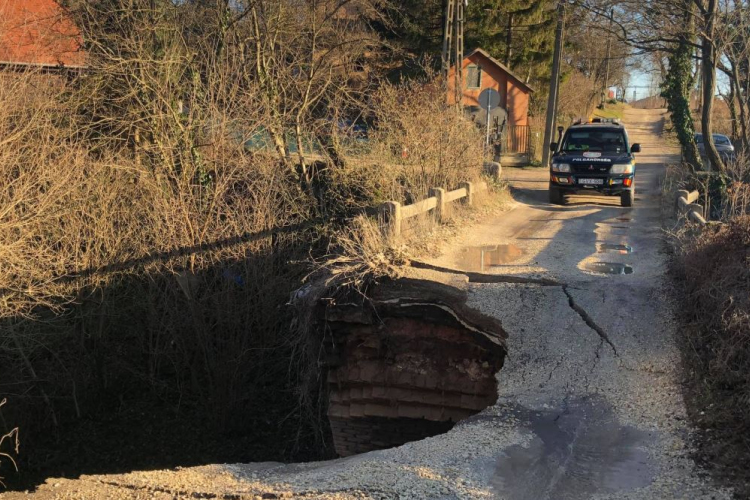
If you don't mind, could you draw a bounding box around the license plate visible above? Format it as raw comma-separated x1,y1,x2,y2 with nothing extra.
578,178,604,185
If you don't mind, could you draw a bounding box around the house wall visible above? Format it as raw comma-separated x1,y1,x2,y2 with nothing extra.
0,0,84,67
447,52,530,127
507,82,529,127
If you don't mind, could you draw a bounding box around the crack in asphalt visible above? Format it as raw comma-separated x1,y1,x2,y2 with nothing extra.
545,355,566,385
410,260,563,286
562,285,619,357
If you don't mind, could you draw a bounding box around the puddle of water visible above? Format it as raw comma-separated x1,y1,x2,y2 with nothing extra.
583,262,634,275
598,243,633,255
459,245,525,272
491,397,655,500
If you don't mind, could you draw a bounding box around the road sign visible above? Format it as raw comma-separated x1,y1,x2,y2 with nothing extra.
478,88,501,111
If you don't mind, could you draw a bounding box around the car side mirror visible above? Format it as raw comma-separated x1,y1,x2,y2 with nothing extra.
550,142,558,152
631,144,641,153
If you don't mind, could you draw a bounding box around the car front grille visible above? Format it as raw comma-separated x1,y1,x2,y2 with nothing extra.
572,163,611,174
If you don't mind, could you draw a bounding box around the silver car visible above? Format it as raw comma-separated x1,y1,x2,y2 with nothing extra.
695,133,736,163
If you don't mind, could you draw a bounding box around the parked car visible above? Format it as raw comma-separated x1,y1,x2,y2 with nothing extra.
695,133,735,163
548,120,640,207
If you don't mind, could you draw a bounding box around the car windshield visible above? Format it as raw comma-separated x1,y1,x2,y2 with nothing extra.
696,134,730,145
561,129,627,154
714,135,730,145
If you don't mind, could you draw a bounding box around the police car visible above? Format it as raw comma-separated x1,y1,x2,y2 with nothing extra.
548,118,641,207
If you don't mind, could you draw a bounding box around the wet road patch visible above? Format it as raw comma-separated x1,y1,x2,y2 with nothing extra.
491,397,654,500
598,243,633,254
583,262,634,275
458,245,526,272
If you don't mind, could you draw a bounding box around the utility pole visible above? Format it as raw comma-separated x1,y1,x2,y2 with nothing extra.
600,9,614,108
442,0,467,107
455,0,465,106
505,12,514,66
542,0,565,167
441,0,455,77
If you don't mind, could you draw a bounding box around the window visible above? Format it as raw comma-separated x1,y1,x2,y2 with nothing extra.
561,129,628,154
713,135,731,145
466,64,481,89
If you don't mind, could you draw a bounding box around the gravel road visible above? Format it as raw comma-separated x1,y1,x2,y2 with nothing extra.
3,109,732,499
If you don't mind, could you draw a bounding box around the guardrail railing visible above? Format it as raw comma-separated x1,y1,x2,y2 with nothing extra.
380,181,489,237
676,189,707,225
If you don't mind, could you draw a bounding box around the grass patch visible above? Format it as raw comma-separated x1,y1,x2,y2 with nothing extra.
592,102,628,121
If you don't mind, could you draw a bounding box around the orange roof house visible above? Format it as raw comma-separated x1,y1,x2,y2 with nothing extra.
447,48,533,127
0,0,84,69
447,48,534,161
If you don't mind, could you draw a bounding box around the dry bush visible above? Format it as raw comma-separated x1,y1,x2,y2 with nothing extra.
677,216,750,492
0,1,492,487
362,77,485,204
0,399,19,489
720,180,750,219
557,71,599,125
0,69,320,482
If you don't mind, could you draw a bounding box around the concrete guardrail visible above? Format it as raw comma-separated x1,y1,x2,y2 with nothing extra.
675,189,707,225
380,181,489,237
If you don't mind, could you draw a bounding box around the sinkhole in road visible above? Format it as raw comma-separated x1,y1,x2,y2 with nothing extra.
583,262,634,275
320,279,507,457
458,245,526,272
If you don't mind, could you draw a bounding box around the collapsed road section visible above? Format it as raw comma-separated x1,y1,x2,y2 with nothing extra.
315,273,507,456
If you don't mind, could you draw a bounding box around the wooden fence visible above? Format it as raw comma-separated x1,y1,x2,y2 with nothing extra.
380,181,489,237
502,125,531,155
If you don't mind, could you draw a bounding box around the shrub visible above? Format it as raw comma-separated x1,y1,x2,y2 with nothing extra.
678,216,750,493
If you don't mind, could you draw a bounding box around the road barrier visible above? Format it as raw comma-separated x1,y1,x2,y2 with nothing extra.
675,189,707,225
380,181,489,237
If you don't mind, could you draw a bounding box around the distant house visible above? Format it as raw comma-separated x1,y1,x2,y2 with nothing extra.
0,0,85,72
447,48,533,161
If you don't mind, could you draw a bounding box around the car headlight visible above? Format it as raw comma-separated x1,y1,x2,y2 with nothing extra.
552,163,571,173
610,162,634,174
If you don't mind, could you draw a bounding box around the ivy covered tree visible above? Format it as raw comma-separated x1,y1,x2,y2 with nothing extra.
661,29,702,172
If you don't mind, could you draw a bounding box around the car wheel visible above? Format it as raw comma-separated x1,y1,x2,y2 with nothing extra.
549,185,564,205
621,188,634,207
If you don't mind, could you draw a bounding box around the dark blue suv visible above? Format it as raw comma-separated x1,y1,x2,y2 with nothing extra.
548,121,641,207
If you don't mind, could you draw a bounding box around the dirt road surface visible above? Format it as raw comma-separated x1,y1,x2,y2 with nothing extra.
2,109,732,499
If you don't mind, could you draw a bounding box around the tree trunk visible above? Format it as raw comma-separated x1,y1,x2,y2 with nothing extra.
661,4,701,172
726,85,738,143
700,0,726,172
731,56,750,152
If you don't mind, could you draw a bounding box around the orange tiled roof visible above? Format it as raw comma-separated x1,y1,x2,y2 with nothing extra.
0,0,84,67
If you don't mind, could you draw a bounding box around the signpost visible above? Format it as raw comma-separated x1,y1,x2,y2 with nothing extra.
478,88,501,150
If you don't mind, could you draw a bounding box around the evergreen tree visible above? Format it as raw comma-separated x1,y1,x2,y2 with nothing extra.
466,0,555,83
380,0,556,89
